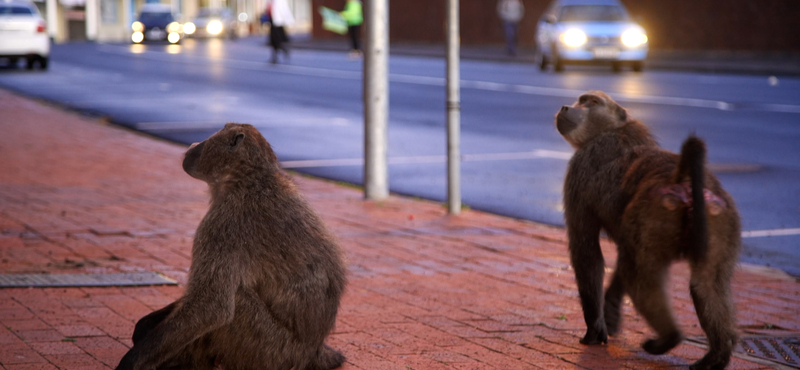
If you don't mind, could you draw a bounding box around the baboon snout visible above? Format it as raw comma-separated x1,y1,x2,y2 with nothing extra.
556,108,577,136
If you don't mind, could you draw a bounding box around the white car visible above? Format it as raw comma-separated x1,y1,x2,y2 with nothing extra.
536,0,648,72
0,0,49,70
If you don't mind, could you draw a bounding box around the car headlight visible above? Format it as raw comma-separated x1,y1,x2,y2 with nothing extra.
167,22,181,33
207,20,223,35
183,22,196,34
560,29,587,48
621,29,648,48
131,21,144,32
167,32,181,44
131,32,144,43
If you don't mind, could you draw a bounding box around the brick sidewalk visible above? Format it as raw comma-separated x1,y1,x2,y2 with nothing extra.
1,88,798,370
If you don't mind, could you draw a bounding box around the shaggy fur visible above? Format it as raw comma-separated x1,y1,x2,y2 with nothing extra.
116,123,347,370
556,91,741,370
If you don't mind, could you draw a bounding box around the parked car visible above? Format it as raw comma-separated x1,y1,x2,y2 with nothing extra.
0,0,49,70
535,0,648,72
183,7,238,39
131,3,182,44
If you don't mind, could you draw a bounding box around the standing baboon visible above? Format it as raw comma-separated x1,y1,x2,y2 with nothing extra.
116,123,347,370
555,91,741,370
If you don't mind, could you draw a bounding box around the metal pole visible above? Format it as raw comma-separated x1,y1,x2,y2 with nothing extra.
364,0,389,200
446,0,461,214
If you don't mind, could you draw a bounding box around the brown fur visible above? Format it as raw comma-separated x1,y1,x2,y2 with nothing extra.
116,123,347,370
556,91,741,370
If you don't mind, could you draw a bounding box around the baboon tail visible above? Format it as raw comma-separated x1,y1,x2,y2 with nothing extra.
677,135,708,261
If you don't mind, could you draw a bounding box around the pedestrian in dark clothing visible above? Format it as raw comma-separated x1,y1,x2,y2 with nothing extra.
268,0,294,64
498,0,525,56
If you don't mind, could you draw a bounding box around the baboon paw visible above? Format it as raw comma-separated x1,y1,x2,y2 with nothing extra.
311,344,345,370
580,326,608,345
604,313,621,337
642,332,682,355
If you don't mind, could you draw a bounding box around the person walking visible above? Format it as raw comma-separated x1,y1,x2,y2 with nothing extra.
268,0,295,63
341,0,363,58
497,0,524,56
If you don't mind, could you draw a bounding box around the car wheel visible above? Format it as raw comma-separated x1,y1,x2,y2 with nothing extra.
612,61,622,73
632,61,644,72
552,44,564,72
8,57,19,67
26,57,35,70
535,48,548,71
40,57,49,70
554,58,564,72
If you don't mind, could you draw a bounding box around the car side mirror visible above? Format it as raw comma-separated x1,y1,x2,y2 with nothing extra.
546,15,557,24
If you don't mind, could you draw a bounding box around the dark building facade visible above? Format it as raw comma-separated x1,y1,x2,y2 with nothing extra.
311,0,800,51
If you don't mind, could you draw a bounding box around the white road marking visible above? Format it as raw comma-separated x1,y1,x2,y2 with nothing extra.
742,228,800,238
94,44,800,114
280,149,573,169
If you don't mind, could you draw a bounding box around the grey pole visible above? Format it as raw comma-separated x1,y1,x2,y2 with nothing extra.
364,0,389,200
446,0,461,214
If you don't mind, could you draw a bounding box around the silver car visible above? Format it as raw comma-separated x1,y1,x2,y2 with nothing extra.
184,7,238,39
535,0,648,72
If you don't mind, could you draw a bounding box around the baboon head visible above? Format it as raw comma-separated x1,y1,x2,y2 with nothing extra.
183,123,279,183
556,91,629,149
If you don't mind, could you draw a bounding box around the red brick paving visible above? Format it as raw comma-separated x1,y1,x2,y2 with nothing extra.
1,88,798,369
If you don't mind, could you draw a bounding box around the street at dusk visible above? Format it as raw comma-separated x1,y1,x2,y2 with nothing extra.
2,38,799,276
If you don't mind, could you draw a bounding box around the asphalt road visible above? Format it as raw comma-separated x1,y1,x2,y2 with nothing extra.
1,38,799,276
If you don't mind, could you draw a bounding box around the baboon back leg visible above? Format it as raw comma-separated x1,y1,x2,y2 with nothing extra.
688,261,737,370
604,266,625,337
133,300,180,345
154,337,216,370
568,220,607,345
626,259,682,355
212,289,303,370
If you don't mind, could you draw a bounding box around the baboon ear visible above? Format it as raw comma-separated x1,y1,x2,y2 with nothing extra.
230,133,245,149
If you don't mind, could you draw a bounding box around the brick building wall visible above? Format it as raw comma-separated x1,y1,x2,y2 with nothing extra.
311,0,800,51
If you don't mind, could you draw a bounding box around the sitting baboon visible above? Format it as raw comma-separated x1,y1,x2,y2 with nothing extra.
555,91,741,370
116,123,347,370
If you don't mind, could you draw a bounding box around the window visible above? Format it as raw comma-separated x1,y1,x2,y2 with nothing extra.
0,5,35,15
559,5,627,22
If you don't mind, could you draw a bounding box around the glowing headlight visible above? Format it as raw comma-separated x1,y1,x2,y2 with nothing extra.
167,22,181,33
560,29,587,47
621,29,648,48
207,20,223,35
131,21,144,32
131,31,144,43
167,32,181,44
183,22,196,34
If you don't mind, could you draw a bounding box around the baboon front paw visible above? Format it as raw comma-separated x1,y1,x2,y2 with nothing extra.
642,332,682,355
580,325,608,345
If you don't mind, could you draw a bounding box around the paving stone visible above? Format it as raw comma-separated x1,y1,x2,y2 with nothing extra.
2,87,798,370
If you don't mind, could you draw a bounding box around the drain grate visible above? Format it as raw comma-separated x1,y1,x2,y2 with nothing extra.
738,336,800,369
0,272,177,288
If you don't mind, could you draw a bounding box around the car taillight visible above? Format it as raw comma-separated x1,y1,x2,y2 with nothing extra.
37,22,46,33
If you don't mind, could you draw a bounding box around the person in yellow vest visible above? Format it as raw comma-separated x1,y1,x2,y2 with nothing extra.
341,0,363,57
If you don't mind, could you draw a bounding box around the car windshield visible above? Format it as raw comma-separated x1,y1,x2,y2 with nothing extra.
140,11,173,23
0,5,35,15
559,5,627,22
